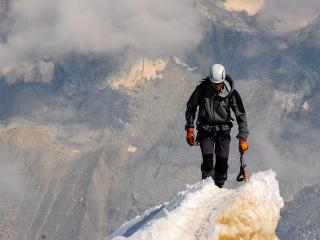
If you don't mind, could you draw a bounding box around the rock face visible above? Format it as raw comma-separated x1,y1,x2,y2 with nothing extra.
276,185,320,239
111,58,168,89
0,61,202,240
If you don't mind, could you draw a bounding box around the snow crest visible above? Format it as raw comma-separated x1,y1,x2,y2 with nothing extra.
107,170,284,240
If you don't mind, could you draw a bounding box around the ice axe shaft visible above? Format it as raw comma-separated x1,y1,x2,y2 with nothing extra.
236,153,248,183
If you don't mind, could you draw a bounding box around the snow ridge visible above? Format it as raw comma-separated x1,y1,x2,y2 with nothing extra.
108,170,283,240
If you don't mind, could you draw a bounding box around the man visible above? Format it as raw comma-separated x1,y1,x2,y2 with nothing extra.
185,64,249,188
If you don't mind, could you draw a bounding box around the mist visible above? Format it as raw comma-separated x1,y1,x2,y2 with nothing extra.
256,0,320,34
236,79,320,199
0,0,203,68
222,0,320,34
223,0,264,16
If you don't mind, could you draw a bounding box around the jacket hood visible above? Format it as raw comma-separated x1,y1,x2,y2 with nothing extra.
202,74,235,98
220,74,234,98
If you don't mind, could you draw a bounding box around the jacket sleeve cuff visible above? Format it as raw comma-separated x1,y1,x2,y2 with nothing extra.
185,124,194,130
236,132,248,140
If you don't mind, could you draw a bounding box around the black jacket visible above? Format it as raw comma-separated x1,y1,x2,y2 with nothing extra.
185,74,249,140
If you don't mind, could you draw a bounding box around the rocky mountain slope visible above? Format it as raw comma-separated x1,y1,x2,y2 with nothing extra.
0,1,320,239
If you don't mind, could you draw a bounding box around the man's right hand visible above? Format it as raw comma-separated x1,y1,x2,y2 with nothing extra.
186,128,195,146
239,139,249,153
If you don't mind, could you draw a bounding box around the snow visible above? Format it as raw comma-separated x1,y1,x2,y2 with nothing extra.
128,145,138,153
111,58,168,90
107,170,284,240
223,0,264,16
302,101,310,111
173,57,198,72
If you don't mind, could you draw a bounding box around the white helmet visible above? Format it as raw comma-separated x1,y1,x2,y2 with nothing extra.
209,64,226,83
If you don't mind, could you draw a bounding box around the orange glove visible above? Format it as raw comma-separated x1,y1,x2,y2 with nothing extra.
239,139,249,153
186,128,195,146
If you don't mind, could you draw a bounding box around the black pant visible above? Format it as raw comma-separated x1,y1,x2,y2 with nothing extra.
197,129,231,187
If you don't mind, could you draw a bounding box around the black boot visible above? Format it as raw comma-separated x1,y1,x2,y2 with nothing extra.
202,169,214,180
214,170,227,188
201,153,214,180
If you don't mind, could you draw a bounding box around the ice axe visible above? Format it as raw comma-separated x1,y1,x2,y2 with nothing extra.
236,153,248,183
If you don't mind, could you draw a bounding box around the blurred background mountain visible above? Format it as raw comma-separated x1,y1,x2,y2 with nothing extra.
0,0,319,239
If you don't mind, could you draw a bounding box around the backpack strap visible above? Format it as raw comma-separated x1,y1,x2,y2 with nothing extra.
227,90,235,122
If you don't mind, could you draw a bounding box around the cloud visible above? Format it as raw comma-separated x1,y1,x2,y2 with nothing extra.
256,0,320,34
0,0,203,68
236,78,320,199
224,0,265,16
223,0,320,35
0,60,55,84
